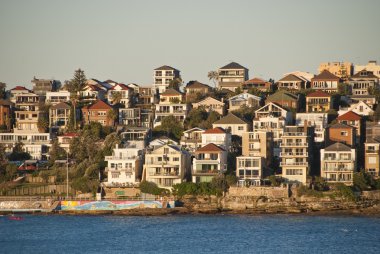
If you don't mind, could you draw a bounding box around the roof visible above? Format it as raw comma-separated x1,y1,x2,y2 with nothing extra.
85,84,102,91
86,100,112,110
329,123,353,129
196,143,225,153
351,70,378,79
10,86,31,91
110,83,132,91
324,142,352,152
161,88,182,96
193,96,224,105
104,79,117,84
307,91,331,98
243,77,269,84
183,127,205,134
186,81,211,89
278,74,304,82
337,111,362,121
213,113,247,125
203,127,226,134
154,65,179,71
51,102,70,109
229,92,262,102
267,90,298,102
313,70,340,80
219,62,247,70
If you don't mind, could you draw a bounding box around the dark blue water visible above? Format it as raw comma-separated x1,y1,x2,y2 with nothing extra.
0,214,379,253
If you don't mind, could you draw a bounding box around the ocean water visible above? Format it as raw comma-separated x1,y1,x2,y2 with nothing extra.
0,214,379,253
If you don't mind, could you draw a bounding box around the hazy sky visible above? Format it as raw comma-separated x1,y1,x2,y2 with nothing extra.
0,0,379,89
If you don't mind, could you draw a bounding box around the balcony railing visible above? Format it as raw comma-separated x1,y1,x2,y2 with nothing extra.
105,167,134,173
105,156,137,160
193,169,219,174
280,142,308,147
280,161,308,166
322,158,353,162
280,152,308,157
149,172,179,177
283,132,307,137
322,167,354,172
366,150,378,154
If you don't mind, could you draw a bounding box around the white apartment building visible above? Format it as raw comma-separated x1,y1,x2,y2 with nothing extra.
45,91,71,105
153,65,181,94
154,89,188,127
295,113,328,143
236,156,264,186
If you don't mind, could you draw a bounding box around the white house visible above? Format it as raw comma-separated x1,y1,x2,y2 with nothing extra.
338,101,374,117
212,113,250,137
296,113,328,143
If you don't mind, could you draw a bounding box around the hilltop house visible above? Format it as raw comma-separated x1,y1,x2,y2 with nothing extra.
349,69,379,96
311,70,341,93
306,91,332,113
107,83,133,106
242,77,272,92
9,86,32,103
228,92,262,112
185,81,212,102
192,96,225,115
81,100,115,126
338,101,374,117
320,142,356,185
153,65,181,94
213,113,250,137
45,91,71,105
217,62,249,91
277,74,308,91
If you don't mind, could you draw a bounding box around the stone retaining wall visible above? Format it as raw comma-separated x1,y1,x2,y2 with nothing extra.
228,186,289,199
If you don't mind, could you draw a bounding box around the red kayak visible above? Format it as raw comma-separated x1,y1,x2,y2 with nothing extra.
8,216,24,221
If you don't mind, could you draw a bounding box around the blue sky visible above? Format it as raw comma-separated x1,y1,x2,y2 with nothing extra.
0,0,379,88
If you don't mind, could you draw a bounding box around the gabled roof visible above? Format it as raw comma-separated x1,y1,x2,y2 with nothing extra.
255,102,287,113
161,88,182,96
183,127,205,134
229,93,262,102
196,143,225,153
203,127,226,134
193,96,224,105
110,83,132,91
219,62,247,70
329,123,353,129
51,102,70,109
267,90,298,102
154,65,179,71
351,69,378,79
85,84,102,91
186,81,211,89
313,70,340,80
278,74,304,82
307,91,331,98
10,86,31,91
86,100,112,110
337,111,362,121
213,113,247,125
325,142,352,152
243,77,269,84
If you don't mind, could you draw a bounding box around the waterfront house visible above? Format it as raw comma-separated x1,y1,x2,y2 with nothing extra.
228,92,262,112
241,131,273,167
320,142,356,185
154,88,188,127
306,91,332,113
280,126,313,184
242,77,272,92
364,137,380,178
120,126,150,150
192,96,225,115
192,143,227,183
311,70,341,93
236,156,265,186
153,65,181,94
104,144,144,187
212,113,250,137
144,144,191,189
81,100,115,127
217,62,249,92
276,74,308,91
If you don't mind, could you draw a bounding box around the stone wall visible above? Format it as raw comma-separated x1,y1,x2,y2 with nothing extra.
227,186,289,199
362,190,380,200
0,200,54,210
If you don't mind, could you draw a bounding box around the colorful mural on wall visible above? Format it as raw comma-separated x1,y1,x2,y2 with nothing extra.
59,200,175,211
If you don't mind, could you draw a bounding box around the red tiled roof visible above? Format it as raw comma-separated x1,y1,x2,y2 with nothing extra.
307,91,331,98
87,100,112,110
196,143,225,153
203,127,226,134
243,77,269,84
337,111,362,121
11,86,30,91
313,70,340,81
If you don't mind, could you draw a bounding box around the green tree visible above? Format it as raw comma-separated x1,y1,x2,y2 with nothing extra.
139,181,167,195
168,78,183,91
154,115,184,141
48,139,67,165
0,82,6,99
67,69,87,129
8,142,31,161
111,91,122,105
337,83,351,96
37,117,49,132
207,71,219,88
106,109,117,126
184,107,208,129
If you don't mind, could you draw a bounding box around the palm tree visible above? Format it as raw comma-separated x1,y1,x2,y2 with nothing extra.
66,69,87,129
168,78,183,91
111,91,122,105
208,71,219,88
106,109,117,126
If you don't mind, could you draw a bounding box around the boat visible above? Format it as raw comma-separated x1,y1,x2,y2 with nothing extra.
8,215,24,221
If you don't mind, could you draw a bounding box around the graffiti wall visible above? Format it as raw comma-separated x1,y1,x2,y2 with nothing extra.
59,200,175,211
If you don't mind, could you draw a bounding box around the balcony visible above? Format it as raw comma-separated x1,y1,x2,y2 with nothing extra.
105,167,134,173
280,142,308,147
149,171,180,177
366,150,379,154
193,169,220,175
280,161,308,166
283,132,307,137
280,152,308,157
322,167,354,172
105,156,137,160
322,158,353,162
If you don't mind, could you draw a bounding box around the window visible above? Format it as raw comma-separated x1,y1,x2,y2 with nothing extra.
340,131,348,136
369,157,377,164
286,169,303,175
238,126,244,131
172,157,179,161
